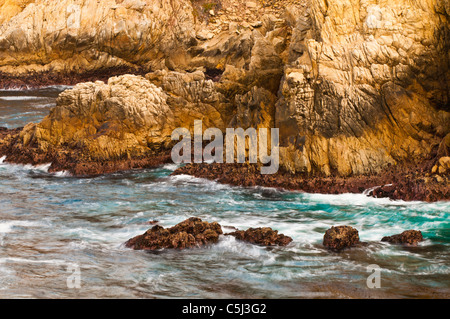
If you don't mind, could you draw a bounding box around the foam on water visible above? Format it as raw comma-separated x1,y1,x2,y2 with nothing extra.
161,163,181,171
0,96,48,101
0,88,449,298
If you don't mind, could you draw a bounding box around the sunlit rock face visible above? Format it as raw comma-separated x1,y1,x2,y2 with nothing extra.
276,0,449,176
0,0,196,75
0,0,449,178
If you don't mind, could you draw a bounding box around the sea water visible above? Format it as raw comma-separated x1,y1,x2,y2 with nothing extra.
0,89,448,298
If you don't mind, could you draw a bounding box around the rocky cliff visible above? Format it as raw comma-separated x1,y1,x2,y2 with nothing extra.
277,0,450,176
0,0,449,198
0,0,195,77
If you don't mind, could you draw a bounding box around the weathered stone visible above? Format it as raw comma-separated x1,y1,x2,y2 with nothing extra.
125,217,223,250
226,227,293,246
276,0,450,176
323,226,360,250
381,230,424,245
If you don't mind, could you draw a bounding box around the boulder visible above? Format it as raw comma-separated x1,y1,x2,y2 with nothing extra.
381,230,424,245
125,217,223,250
323,226,360,250
226,227,293,246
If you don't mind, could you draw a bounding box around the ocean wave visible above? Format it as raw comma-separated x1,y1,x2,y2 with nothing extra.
0,96,48,101
304,192,424,206
161,163,181,171
0,220,44,234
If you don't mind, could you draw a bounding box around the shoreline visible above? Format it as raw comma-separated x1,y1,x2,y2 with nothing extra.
171,163,450,202
1,126,448,202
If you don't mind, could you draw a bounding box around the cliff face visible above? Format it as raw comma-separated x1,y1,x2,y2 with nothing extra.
0,0,195,75
0,0,449,180
277,0,450,176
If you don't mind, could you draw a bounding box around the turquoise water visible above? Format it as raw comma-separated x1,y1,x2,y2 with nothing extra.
0,90,449,298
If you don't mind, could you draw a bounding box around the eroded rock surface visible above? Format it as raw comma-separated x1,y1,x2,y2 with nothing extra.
125,217,223,250
323,226,360,250
0,0,448,198
226,227,293,246
277,0,450,176
381,230,424,245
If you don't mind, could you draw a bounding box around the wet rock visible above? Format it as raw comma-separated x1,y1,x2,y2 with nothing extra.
323,226,360,250
125,217,223,250
226,227,292,246
381,230,424,245
172,162,450,202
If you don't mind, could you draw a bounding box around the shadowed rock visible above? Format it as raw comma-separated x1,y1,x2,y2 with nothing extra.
381,230,424,245
226,227,293,246
125,217,223,250
323,226,360,250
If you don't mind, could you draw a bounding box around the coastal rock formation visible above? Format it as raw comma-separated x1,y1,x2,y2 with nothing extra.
125,217,223,250
173,162,450,202
277,0,450,176
0,0,448,199
226,227,293,246
323,226,360,250
0,71,227,174
0,0,196,79
381,230,424,245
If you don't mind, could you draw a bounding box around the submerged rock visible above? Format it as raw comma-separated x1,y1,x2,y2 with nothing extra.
125,217,223,250
381,230,424,245
226,227,293,246
323,226,360,250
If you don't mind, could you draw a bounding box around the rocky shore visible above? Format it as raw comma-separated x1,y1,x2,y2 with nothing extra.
0,0,449,198
172,162,450,202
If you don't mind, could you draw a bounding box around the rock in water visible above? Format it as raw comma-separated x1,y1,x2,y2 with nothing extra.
323,226,360,250
226,227,293,246
125,217,223,250
381,230,424,245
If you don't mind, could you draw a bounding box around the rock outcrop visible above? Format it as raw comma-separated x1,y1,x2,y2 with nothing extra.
226,227,293,246
381,230,424,245
276,0,450,176
0,71,228,174
0,0,196,79
0,0,449,199
125,217,223,250
323,226,360,250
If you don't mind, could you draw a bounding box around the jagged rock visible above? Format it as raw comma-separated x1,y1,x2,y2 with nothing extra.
276,0,450,176
0,71,226,175
226,227,293,246
0,0,196,78
0,0,448,189
125,217,223,250
381,230,424,245
323,226,360,250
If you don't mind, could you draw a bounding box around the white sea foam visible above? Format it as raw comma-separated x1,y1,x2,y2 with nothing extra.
0,220,45,246
0,96,46,101
0,220,43,234
53,170,71,177
162,163,180,171
0,161,52,174
304,192,424,206
168,174,233,191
